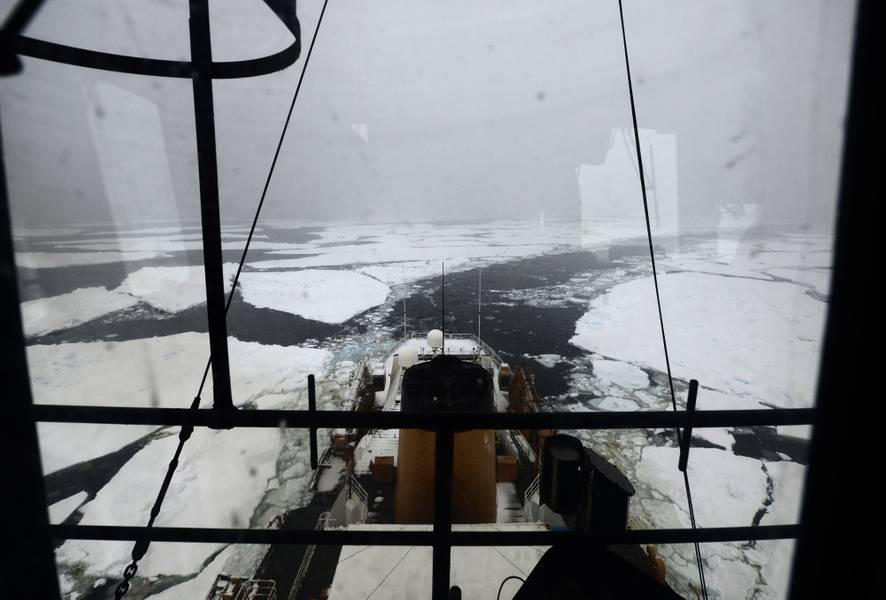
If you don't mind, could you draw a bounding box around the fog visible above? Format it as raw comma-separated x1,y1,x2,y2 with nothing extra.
0,0,855,230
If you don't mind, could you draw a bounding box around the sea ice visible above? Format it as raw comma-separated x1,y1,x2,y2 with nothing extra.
143,547,235,599
56,427,280,577
15,251,168,268
49,491,88,523
29,332,329,472
591,357,650,390
21,286,138,336
115,263,239,313
571,272,826,409
239,269,390,323
635,446,767,528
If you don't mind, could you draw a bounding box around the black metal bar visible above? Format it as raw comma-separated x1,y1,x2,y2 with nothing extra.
678,379,698,472
31,405,816,429
189,0,233,412
10,35,301,79
6,0,300,79
308,374,318,469
788,1,876,597
441,261,445,353
0,0,45,33
49,524,801,546
432,428,455,600
0,114,61,599
0,0,46,73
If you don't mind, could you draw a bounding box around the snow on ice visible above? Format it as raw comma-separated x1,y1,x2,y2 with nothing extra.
56,427,280,577
239,269,390,323
117,263,239,313
22,286,138,336
571,272,825,409
28,332,329,473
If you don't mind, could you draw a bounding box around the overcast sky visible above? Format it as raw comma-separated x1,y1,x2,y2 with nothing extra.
0,0,856,230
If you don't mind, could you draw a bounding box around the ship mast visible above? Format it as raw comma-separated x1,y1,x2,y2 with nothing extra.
477,267,482,340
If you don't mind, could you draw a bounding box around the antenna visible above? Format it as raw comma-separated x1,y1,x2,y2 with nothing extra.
402,263,407,338
441,261,445,354
477,267,482,340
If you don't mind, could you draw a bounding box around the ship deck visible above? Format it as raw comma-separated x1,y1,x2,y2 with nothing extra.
326,523,549,600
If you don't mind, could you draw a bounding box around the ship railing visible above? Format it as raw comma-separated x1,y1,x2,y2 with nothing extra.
523,473,541,522
348,472,369,506
403,331,505,365
346,360,369,407
232,579,276,600
307,445,334,492
288,512,331,600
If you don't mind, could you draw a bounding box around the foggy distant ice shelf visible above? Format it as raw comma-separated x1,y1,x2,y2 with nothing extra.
21,286,138,336
239,269,390,324
571,271,826,409
29,332,329,472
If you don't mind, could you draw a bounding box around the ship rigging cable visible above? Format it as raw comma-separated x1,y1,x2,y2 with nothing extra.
111,1,331,597
616,1,709,598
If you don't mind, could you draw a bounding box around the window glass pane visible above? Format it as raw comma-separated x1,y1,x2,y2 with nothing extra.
3,0,854,598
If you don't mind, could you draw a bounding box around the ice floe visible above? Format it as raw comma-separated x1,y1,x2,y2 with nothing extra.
15,251,168,268
591,357,650,390
571,272,825,409
49,491,88,523
239,269,390,323
115,263,239,313
635,446,767,528
56,428,280,577
761,460,806,525
144,546,235,599
526,353,561,368
21,286,138,336
29,332,329,472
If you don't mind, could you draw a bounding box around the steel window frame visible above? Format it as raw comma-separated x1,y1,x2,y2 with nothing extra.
1,0,876,598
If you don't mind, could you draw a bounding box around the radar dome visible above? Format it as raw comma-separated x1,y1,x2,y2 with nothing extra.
400,346,419,368
427,329,444,350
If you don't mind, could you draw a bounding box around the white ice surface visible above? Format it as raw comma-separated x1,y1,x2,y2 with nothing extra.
248,220,592,277
693,427,735,449
21,286,138,336
595,397,640,411
635,446,767,528
15,251,168,268
766,267,831,296
528,353,561,368
777,425,813,440
762,461,806,526
49,491,88,523
239,269,390,323
591,357,650,390
56,427,281,577
144,546,235,600
572,272,825,409
29,332,329,473
115,263,238,313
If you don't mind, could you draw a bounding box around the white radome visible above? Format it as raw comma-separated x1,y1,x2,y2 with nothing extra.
399,346,419,368
427,328,444,350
